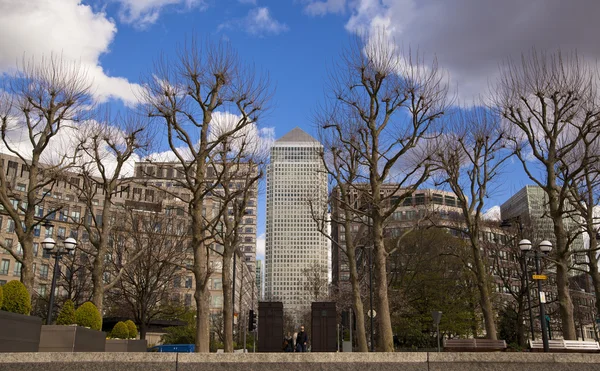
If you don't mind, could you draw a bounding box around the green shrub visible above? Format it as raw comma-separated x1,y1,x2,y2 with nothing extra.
0,285,3,309
111,321,130,339
75,302,102,330
125,320,138,339
1,280,31,315
56,299,76,325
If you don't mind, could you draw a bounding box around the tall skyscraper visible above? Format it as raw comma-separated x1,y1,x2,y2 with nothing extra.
264,127,329,314
500,185,586,273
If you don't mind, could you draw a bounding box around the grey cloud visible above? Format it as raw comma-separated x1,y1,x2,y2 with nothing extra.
346,0,600,100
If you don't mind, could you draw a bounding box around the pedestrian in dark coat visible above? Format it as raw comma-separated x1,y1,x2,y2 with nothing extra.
296,326,308,352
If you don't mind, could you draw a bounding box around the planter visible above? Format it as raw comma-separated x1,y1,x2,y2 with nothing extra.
0,310,42,352
39,325,106,352
106,339,148,352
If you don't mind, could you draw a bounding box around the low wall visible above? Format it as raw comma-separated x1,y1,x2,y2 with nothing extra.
1,352,600,371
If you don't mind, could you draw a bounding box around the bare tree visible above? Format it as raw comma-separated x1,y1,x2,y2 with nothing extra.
74,111,148,318
140,38,270,352
318,31,449,351
0,55,92,293
561,124,600,319
493,50,600,339
106,209,189,339
431,107,511,339
301,260,329,303
210,127,263,352
311,115,370,351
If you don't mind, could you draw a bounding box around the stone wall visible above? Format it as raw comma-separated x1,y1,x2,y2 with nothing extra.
1,352,600,371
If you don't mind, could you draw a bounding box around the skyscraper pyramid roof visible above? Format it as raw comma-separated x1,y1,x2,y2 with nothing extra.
276,127,320,143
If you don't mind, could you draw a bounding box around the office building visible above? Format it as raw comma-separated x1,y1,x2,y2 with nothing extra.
264,127,328,314
500,185,586,272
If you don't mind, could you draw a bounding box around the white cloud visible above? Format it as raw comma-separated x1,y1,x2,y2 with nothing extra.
483,205,501,221
0,0,141,105
238,0,257,4
326,0,600,102
256,233,266,259
147,111,275,162
115,0,207,28
0,117,141,179
301,0,347,16
219,7,289,36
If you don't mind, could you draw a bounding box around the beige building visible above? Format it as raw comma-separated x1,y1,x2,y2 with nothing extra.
330,186,465,286
0,153,257,324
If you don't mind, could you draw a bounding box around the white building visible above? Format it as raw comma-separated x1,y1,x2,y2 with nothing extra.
264,127,329,314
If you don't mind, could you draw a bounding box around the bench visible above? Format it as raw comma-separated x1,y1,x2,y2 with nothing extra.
444,338,507,352
529,339,600,353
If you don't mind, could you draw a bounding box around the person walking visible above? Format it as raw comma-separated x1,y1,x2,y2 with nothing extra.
296,326,308,352
283,332,294,352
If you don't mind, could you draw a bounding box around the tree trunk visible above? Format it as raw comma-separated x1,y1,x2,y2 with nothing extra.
589,245,600,323
193,234,210,353
91,200,114,322
347,246,368,352
20,236,35,298
91,263,104,319
516,298,526,347
140,322,147,340
222,251,234,352
555,259,576,339
550,202,576,340
373,219,394,352
471,236,497,340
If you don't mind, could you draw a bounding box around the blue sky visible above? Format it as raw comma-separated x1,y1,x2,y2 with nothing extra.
3,0,600,259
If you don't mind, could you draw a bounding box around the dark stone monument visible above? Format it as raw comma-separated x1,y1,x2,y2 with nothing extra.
39,325,106,352
311,302,336,352
257,301,283,352
0,310,42,352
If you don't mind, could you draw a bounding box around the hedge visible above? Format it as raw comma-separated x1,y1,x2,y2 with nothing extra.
75,302,102,330
125,319,138,339
1,280,31,315
111,321,130,339
56,299,76,325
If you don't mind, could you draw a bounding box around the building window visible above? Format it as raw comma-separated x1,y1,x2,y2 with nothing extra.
174,276,181,288
184,294,192,308
212,278,222,290
6,220,15,233
38,284,47,297
59,208,69,222
33,243,39,257
185,277,193,288
13,262,21,276
210,295,223,308
40,264,49,279
4,238,13,252
0,259,10,275
71,208,81,223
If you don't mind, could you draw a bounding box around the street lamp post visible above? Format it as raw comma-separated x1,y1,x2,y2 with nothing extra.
519,239,552,353
42,236,77,325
